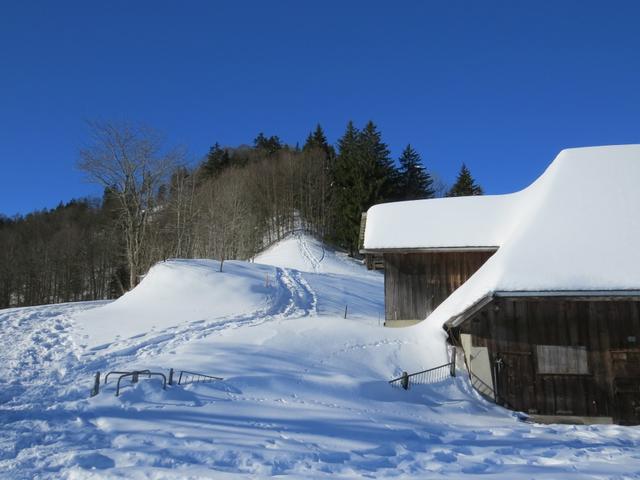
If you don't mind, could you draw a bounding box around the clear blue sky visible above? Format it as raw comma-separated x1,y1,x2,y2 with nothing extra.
1,1,639,216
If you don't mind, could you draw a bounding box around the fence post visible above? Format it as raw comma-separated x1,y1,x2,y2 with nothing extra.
91,372,100,397
401,371,409,390
168,368,174,386
450,347,457,377
344,305,348,319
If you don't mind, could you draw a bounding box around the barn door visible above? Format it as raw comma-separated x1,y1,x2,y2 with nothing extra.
613,378,640,425
495,352,534,411
611,350,640,425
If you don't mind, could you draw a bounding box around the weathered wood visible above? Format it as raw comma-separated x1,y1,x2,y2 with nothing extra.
456,297,640,424
384,251,494,324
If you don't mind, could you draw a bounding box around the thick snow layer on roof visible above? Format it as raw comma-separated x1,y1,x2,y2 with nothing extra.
413,145,640,329
364,194,518,250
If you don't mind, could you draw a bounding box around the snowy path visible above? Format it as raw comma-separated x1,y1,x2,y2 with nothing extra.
78,266,317,366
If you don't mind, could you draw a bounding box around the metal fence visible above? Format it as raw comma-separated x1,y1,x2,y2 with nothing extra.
91,367,223,397
389,360,456,390
177,370,223,385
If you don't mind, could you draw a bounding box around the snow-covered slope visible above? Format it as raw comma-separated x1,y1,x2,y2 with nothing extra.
254,231,366,276
74,260,278,348
2,233,640,478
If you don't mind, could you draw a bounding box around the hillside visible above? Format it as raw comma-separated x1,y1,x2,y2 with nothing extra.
1,234,639,478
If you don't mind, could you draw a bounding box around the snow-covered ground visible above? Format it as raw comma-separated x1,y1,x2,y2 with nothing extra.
2,233,640,479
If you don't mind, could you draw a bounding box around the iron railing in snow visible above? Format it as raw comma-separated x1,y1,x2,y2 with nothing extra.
389,361,456,390
177,370,223,385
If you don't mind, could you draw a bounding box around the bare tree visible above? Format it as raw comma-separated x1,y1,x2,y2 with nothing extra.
78,120,182,289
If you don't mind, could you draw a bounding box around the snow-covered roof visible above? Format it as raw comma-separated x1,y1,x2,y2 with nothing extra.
366,145,640,327
363,194,517,251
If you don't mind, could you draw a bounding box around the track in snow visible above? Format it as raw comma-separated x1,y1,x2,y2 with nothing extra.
0,264,317,408
295,232,323,273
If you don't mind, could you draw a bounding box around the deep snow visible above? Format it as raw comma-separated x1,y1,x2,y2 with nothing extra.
2,233,640,479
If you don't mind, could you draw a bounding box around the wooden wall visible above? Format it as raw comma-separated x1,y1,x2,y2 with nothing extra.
383,250,494,324
457,297,640,424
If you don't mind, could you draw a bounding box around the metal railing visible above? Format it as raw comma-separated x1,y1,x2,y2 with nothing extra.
105,370,150,384
115,371,166,396
389,361,455,390
177,370,223,385
90,368,223,397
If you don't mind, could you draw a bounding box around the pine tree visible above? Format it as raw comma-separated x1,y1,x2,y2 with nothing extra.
447,163,483,197
329,121,400,254
201,143,231,178
359,121,399,206
330,121,363,253
254,132,282,156
303,124,334,159
397,144,434,200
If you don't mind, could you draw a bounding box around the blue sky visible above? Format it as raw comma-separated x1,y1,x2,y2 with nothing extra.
1,1,639,216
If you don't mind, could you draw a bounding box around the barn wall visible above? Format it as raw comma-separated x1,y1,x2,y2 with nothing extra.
384,251,494,326
457,297,640,424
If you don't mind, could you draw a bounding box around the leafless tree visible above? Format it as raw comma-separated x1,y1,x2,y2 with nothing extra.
78,120,182,289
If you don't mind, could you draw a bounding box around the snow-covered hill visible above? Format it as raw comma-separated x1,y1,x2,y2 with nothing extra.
1,234,640,478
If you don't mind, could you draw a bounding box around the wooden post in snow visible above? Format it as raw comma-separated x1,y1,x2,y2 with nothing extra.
90,372,100,397
450,347,457,377
401,371,409,390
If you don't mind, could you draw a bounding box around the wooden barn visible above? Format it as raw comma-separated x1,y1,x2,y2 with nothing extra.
360,194,511,327
362,145,640,425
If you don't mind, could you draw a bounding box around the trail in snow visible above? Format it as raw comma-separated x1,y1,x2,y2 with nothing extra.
1,264,317,410
296,232,322,273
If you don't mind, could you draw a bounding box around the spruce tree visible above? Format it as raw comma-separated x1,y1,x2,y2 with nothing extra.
303,124,334,159
329,120,400,254
398,144,434,200
447,163,483,197
330,121,363,253
201,143,231,178
359,121,399,205
254,132,282,156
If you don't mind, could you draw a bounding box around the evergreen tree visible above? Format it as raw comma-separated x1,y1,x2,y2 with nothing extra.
359,121,399,205
329,121,400,254
330,121,363,253
254,132,282,156
201,143,231,178
397,144,434,200
447,163,483,197
303,124,334,159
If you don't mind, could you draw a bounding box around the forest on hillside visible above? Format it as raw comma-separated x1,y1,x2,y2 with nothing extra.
0,121,483,309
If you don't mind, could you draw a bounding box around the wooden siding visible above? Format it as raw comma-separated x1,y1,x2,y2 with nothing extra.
456,297,640,424
383,251,494,323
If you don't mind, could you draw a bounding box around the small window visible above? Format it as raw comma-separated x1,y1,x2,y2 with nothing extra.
536,345,589,375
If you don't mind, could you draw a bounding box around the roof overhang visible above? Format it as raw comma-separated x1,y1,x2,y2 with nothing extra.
361,246,499,255
444,289,640,330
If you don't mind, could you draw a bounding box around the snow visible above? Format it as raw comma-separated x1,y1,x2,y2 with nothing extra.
366,145,640,328
74,260,277,349
254,231,367,276
364,194,516,250
2,232,640,478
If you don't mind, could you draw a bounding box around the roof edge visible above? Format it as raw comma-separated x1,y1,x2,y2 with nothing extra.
361,246,499,254
443,289,640,329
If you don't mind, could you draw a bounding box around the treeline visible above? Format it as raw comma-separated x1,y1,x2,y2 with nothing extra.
0,120,483,309
0,199,125,307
